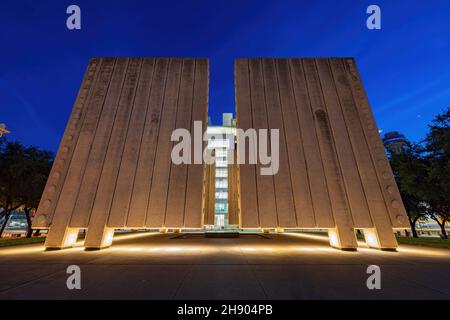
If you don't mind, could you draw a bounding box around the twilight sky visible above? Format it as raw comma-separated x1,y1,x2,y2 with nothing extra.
0,0,449,152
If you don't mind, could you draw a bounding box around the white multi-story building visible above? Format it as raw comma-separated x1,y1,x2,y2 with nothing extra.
206,113,236,228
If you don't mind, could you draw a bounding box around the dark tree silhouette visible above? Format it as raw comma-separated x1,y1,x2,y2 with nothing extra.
0,138,53,237
422,108,450,238
389,141,428,237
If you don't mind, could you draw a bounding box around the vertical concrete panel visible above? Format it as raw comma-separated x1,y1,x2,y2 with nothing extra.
165,59,196,227
303,59,356,248
274,59,315,227
343,58,408,229
84,58,143,248
45,58,116,248
34,58,102,228
248,59,278,228
69,59,129,228
315,59,373,228
146,59,183,227
107,59,156,227
41,58,208,249
329,59,397,248
234,59,259,228
261,59,297,228
126,59,169,228
289,59,333,228
184,59,209,228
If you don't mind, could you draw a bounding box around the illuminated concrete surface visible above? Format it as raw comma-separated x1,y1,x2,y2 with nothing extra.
235,58,410,250
34,58,209,249
1,232,450,299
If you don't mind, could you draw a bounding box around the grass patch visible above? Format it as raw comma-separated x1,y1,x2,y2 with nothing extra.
0,230,149,248
396,236,450,249
0,236,46,248
299,231,450,249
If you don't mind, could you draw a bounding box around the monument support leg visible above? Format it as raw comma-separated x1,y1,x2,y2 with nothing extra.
45,227,79,250
363,227,398,251
84,226,115,250
328,227,358,251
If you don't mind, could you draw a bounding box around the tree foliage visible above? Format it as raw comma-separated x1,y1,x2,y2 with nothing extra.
0,138,53,237
389,142,428,237
422,108,450,238
389,107,450,238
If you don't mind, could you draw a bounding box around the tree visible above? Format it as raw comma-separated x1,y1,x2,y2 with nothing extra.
22,147,53,237
382,131,407,155
422,107,450,239
0,139,53,237
0,140,28,236
389,141,428,237
388,108,450,239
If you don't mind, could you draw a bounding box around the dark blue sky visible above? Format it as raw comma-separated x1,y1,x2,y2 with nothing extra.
1,0,449,152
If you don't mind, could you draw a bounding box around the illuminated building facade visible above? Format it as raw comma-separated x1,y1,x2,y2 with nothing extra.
206,113,236,228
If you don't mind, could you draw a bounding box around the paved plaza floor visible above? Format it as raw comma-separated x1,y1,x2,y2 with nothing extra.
1,232,449,299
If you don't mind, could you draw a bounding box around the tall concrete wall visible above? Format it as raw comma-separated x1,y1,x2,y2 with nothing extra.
33,58,209,249
235,58,409,249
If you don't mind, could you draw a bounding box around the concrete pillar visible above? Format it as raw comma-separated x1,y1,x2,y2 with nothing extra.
84,227,115,250
363,228,398,251
45,227,79,250
328,227,357,251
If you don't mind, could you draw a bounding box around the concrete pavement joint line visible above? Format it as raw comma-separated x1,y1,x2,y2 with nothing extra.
82,265,131,294
389,267,450,298
249,263,269,299
236,242,270,298
0,268,66,294
379,267,450,298
383,250,447,266
170,264,194,300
